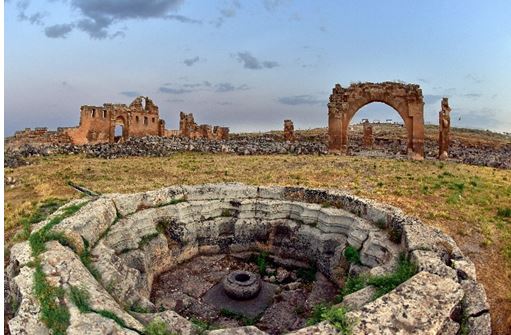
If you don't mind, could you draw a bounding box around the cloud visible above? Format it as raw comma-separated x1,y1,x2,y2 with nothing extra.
164,14,201,24
212,0,240,27
45,23,74,38
14,0,46,25
263,0,291,11
159,87,192,94
38,0,200,39
463,93,482,99
183,56,200,66
120,91,141,98
218,101,232,105
214,83,249,92
423,94,443,105
236,52,279,70
465,74,483,84
278,95,323,105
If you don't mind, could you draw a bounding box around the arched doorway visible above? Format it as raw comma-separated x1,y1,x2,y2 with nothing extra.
328,82,425,158
113,116,127,143
349,102,408,154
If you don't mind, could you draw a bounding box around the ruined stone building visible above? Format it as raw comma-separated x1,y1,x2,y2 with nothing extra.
178,112,229,140
65,96,166,144
6,96,230,147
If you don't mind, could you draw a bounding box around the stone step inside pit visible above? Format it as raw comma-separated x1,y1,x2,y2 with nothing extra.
5,183,491,335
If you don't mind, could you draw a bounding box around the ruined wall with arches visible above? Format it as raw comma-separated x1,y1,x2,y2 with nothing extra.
328,82,425,158
65,96,165,144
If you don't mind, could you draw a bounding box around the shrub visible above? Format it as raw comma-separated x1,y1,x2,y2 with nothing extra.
307,304,353,334
145,319,172,335
343,246,360,264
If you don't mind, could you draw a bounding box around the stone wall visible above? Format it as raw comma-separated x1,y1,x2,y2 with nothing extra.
179,112,229,140
5,183,491,335
5,127,73,149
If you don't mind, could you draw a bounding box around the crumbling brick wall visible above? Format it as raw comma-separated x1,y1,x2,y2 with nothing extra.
65,96,165,145
178,112,229,140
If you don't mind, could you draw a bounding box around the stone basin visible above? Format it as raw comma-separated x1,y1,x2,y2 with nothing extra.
5,183,491,335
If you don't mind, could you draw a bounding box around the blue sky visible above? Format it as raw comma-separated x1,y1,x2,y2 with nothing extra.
5,0,511,135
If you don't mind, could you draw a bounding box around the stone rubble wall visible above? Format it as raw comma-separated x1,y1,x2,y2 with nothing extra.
5,183,491,335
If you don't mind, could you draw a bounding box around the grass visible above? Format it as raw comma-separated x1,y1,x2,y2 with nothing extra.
145,318,175,335
13,198,66,242
69,286,128,329
4,152,511,333
343,246,361,264
338,254,417,301
28,201,88,257
307,304,353,334
34,262,70,335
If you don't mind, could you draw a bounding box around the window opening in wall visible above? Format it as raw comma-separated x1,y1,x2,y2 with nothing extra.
144,116,148,125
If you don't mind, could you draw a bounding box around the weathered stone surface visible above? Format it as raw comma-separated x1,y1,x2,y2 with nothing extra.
9,241,33,267
360,231,400,268
8,267,49,335
410,249,457,281
339,285,377,311
451,259,477,280
132,310,197,335
286,321,338,335
467,313,491,335
53,197,117,248
208,326,268,335
402,221,462,258
67,306,139,335
347,271,463,335
42,242,144,332
462,280,490,316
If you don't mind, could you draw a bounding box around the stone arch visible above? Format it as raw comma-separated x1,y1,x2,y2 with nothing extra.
328,82,425,158
112,116,127,143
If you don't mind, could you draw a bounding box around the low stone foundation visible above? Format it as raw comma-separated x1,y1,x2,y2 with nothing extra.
5,183,491,334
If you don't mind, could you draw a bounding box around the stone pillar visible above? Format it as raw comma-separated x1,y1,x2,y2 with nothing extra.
362,120,374,148
283,120,295,142
438,97,451,160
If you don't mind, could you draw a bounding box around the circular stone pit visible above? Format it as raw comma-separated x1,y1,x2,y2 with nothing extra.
5,183,491,335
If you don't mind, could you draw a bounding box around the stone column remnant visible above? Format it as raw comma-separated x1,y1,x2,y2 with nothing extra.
362,120,374,148
283,120,295,142
438,97,451,160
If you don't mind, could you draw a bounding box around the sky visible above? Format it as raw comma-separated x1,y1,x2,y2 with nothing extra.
4,0,511,135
